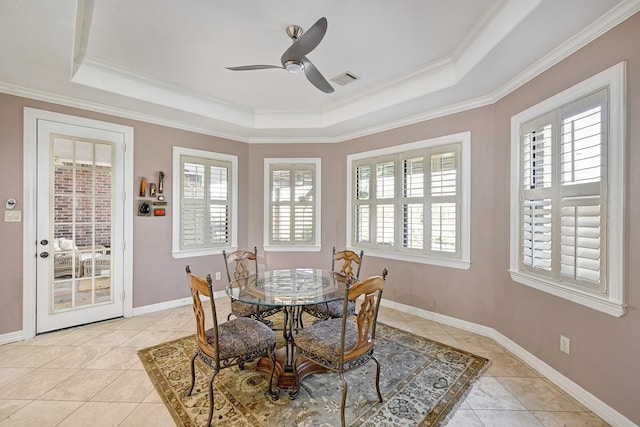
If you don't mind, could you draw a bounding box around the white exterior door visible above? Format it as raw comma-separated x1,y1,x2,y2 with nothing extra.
34,117,127,333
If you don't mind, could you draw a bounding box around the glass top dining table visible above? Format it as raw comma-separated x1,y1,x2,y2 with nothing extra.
225,268,349,307
225,268,350,396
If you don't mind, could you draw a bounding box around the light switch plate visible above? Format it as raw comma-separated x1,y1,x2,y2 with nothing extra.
4,210,22,222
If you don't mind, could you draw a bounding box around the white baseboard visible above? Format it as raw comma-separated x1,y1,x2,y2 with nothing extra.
380,298,495,337
0,330,24,345
379,299,637,427
131,296,194,316
131,291,224,316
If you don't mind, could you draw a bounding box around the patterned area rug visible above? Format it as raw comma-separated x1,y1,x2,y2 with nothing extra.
138,322,489,426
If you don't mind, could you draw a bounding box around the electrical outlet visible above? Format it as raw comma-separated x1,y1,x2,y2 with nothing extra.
215,272,221,281
560,335,570,355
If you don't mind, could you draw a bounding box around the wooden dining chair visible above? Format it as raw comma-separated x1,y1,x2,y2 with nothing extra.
292,268,387,426
303,246,363,321
185,266,278,427
223,246,282,324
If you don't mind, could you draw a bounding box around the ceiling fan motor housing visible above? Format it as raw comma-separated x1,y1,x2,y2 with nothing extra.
284,60,304,73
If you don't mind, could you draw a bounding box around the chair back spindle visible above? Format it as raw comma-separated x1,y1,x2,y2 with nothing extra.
223,246,258,282
332,246,363,280
186,266,219,366
341,268,386,362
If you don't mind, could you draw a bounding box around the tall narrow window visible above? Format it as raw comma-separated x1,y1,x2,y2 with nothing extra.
172,147,237,257
348,132,470,269
181,156,231,248
265,158,321,251
510,62,625,317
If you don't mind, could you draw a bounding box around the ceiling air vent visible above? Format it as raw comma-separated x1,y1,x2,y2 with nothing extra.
330,71,360,86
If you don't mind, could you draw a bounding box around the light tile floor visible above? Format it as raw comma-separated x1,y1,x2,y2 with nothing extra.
0,300,609,426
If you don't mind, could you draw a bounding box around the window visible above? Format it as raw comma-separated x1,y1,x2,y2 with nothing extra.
348,132,470,269
264,158,321,251
510,62,625,317
172,147,237,258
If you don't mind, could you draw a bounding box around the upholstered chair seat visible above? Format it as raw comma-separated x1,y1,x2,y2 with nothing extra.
294,318,358,366
230,299,261,318
206,317,275,361
304,300,355,320
230,299,282,320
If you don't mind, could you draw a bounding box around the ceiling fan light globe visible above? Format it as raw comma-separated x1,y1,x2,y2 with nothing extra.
285,60,304,74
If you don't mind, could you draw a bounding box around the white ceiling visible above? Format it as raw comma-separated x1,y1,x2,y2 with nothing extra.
1,0,638,143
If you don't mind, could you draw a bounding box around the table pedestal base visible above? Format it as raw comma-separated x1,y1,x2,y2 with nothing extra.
256,347,326,398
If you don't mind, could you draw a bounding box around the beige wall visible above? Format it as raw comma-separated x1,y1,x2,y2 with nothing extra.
0,93,26,333
0,11,638,423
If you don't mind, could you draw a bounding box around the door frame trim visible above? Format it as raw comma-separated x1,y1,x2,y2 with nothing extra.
22,107,134,339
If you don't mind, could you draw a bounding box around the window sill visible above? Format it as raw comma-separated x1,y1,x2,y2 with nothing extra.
172,247,235,259
356,248,471,270
264,245,321,252
509,270,625,317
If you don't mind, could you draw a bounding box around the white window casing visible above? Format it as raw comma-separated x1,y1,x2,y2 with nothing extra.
509,62,625,317
172,147,238,258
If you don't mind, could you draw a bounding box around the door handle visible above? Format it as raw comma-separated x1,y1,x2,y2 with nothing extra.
40,239,49,245
40,252,49,258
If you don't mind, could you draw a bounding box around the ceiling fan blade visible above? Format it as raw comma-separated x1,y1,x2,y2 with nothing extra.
226,65,283,71
301,57,334,93
281,17,328,64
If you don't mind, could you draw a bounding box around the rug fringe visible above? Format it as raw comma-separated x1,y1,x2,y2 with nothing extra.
438,357,492,426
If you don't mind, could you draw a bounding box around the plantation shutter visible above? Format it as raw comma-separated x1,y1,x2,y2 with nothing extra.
402,155,424,249
519,89,607,292
354,163,371,244
559,90,607,292
181,156,230,249
376,161,394,246
270,164,315,245
353,144,462,257
521,118,553,275
430,150,458,254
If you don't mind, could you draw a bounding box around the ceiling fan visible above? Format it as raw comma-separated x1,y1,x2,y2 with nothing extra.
225,17,334,94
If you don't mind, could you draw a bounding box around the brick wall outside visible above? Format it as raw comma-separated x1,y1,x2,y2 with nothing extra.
53,162,112,248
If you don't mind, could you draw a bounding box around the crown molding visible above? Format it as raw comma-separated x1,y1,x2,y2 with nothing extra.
494,0,640,102
0,82,254,143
